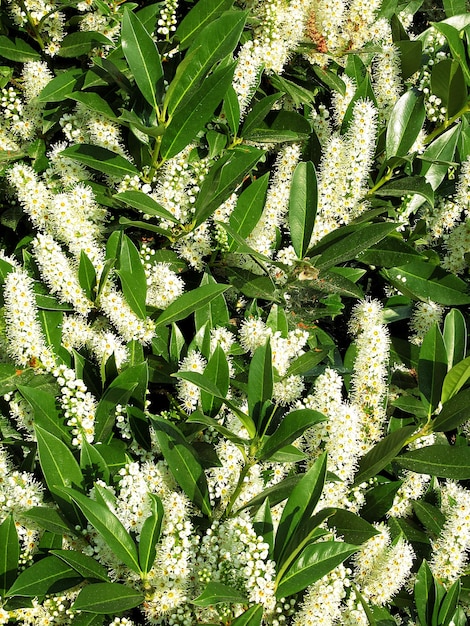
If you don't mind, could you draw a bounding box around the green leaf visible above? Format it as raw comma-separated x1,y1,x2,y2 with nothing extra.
248,339,273,426
121,9,163,110
94,362,147,443
155,284,229,327
361,480,404,522
420,124,461,192
161,62,236,160
357,235,424,267
0,515,19,595
396,444,470,479
50,550,109,582
415,560,434,626
7,556,80,597
58,31,113,57
60,486,141,573
288,161,317,259
165,10,247,118
222,85,240,134
194,272,229,331
36,68,85,103
286,349,328,376
383,261,470,305
257,409,325,461
433,22,470,86
114,190,178,223
253,498,274,556
34,424,84,522
439,580,461,626
78,251,97,302
192,581,247,606
22,507,74,536
151,415,212,517
386,89,426,159
413,500,446,536
238,475,302,511
353,425,416,485
138,494,164,574
69,614,104,626
375,176,434,206
443,308,467,369
274,453,327,564
72,582,144,613
231,605,263,626
443,0,467,16
228,173,269,251
0,36,40,62
69,91,118,121
275,541,358,598
80,438,110,484
431,58,467,117
241,93,283,138
441,357,470,404
418,324,448,412
116,234,147,319
395,39,423,80
314,223,399,271
200,345,230,417
175,0,234,49
60,145,139,179
0,365,32,396
326,509,380,545
194,146,265,227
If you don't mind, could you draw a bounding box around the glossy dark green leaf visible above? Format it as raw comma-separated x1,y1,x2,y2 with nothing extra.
314,223,399,271
228,173,269,251
94,362,147,443
412,500,446,536
396,444,470,479
0,515,19,595
22,507,74,536
192,581,247,606
61,145,139,178
194,272,229,331
312,65,346,95
257,409,325,461
34,424,84,521
50,550,109,582
357,235,424,267
72,582,144,613
431,58,467,117
253,499,274,556
194,146,265,227
69,91,117,120
0,36,40,62
138,494,164,574
187,411,248,446
70,614,104,626
241,93,282,137
414,560,434,626
151,415,212,517
443,0,467,15
58,31,113,57
60,486,141,573
200,345,230,417
155,284,229,327
36,68,85,102
116,234,147,319
386,89,425,159
441,356,470,404
248,339,273,426
418,324,448,412
0,364,32,396
161,62,236,160
165,11,247,117
361,480,403,522
433,21,470,85
239,474,302,511
384,261,470,305
443,308,467,369
375,176,434,206
288,161,317,259
353,425,416,485
222,85,240,134
80,438,110,484
7,556,80,597
420,124,461,192
395,39,423,80
78,251,97,302
438,580,461,626
114,190,178,223
274,453,327,564
275,541,358,599
286,349,328,376
326,509,380,545
122,9,163,109
231,605,263,626
175,0,234,48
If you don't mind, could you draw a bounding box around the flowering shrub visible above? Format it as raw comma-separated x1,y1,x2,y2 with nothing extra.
1,0,470,624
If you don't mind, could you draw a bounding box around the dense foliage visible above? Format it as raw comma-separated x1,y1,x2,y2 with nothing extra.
1,0,470,624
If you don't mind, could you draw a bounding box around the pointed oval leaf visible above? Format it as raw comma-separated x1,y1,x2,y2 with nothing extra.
431,57,467,117
396,444,470,479
375,176,434,206
36,68,85,103
275,541,358,598
200,345,230,417
232,605,263,626
59,486,141,573
151,415,212,517
60,145,139,178
22,506,74,536
0,36,41,62
72,582,144,613
18,385,69,441
326,509,380,545
0,515,19,595
138,494,164,574
288,161,317,259
386,89,426,159
121,9,163,109
114,190,179,223
58,31,113,57
78,251,97,302
248,339,273,422
50,550,109,582
155,284,229,327
414,560,434,626
443,308,467,369
228,173,269,251
192,581,247,607
441,357,470,404
175,0,234,48
418,324,448,412
7,556,80,597
257,409,326,461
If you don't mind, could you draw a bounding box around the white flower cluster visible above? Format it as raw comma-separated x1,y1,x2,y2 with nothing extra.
157,0,178,37
61,103,127,157
349,298,390,447
141,243,185,309
430,481,470,585
176,351,207,413
292,565,348,626
247,144,301,257
310,100,378,245
53,364,97,445
409,300,445,345
6,0,66,56
353,522,415,605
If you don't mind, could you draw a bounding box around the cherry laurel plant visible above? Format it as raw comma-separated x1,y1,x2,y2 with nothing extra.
2,0,470,624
